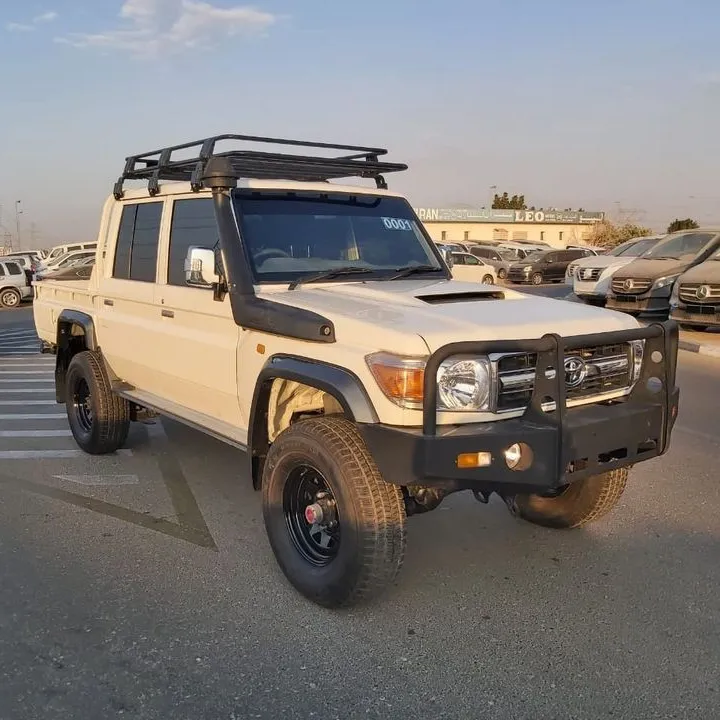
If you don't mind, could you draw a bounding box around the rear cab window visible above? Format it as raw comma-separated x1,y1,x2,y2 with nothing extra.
112,202,163,282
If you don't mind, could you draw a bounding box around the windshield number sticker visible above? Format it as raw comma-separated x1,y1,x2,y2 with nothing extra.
382,217,413,231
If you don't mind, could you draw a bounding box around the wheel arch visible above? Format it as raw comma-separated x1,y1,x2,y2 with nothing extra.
54,310,97,403
248,355,379,490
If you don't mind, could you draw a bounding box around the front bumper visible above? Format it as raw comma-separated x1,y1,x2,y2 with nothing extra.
359,322,679,494
670,303,720,327
605,289,670,316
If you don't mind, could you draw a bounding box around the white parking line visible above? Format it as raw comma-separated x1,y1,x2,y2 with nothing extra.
0,413,66,419
0,379,57,384
0,401,57,405
0,449,133,459
0,371,53,375
0,389,55,394
0,430,72,437
54,474,140,486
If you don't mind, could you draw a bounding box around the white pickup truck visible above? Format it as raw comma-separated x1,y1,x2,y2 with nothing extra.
33,134,680,608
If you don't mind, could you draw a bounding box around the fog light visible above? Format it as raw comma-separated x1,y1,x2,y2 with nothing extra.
504,442,533,471
456,452,492,469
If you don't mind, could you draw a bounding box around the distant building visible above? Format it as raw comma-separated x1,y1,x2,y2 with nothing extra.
414,207,605,247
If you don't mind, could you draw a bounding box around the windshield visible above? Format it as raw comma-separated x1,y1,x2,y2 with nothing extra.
610,237,659,257
642,232,716,260
234,192,443,283
523,252,545,263
497,249,517,261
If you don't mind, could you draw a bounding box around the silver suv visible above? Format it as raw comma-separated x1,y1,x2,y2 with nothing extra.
0,260,32,308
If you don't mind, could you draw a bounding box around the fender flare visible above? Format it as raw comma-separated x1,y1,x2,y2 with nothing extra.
54,310,97,402
247,355,379,488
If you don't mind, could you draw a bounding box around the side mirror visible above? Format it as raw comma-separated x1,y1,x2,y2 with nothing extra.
184,246,220,287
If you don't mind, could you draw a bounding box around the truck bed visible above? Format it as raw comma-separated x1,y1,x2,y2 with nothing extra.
33,279,93,346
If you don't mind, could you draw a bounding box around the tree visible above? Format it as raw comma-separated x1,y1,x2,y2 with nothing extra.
492,192,527,210
587,220,652,249
667,218,699,233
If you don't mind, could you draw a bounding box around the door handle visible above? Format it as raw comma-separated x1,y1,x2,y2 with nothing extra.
161,309,174,318
104,299,114,306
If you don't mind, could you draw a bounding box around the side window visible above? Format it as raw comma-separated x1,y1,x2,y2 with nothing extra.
451,253,464,265
167,198,217,287
68,245,81,252
6,262,22,276
490,251,501,261
545,253,558,263
0,264,5,277
112,202,162,282
465,255,479,265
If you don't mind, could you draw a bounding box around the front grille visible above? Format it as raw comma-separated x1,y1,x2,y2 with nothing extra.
679,282,720,303
577,267,603,282
612,277,652,295
496,343,632,412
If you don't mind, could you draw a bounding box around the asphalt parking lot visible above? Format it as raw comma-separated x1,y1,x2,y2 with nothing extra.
1,303,718,720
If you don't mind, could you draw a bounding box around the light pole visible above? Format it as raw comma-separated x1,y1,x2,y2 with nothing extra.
15,200,22,250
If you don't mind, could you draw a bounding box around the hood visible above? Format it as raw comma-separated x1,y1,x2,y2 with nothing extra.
677,258,720,283
259,278,640,353
571,255,635,270
612,258,691,281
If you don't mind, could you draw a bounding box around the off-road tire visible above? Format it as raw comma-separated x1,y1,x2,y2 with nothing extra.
0,288,21,308
507,468,629,529
482,274,495,285
497,268,507,280
65,350,130,454
262,417,407,608
531,272,543,285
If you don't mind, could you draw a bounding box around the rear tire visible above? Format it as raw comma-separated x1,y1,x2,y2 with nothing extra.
0,288,21,308
482,274,494,285
497,268,507,280
262,417,406,608
531,272,543,285
507,468,629,529
65,351,130,454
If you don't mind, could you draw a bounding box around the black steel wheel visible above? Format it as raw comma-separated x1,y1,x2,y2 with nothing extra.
65,351,130,455
283,464,340,567
262,417,406,608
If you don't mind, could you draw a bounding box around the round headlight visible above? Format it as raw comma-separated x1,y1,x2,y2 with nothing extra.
437,357,491,411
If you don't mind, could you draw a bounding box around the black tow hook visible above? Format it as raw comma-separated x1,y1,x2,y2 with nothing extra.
472,490,491,504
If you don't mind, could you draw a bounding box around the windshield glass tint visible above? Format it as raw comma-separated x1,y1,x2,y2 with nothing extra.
643,232,715,259
234,193,441,282
612,238,659,257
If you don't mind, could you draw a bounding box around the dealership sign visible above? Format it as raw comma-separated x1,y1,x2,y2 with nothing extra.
413,208,604,224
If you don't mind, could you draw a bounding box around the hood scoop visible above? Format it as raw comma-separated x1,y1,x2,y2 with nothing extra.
416,290,505,304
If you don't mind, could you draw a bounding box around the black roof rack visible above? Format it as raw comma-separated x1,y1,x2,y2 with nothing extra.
113,133,408,199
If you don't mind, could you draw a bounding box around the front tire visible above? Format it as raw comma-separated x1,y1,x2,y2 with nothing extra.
497,268,507,280
482,274,494,285
262,417,406,608
531,272,543,285
65,351,130,454
0,288,21,308
507,468,629,529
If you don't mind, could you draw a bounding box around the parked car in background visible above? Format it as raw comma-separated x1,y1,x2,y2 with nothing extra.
566,235,665,305
449,252,498,284
37,256,95,282
507,247,596,285
34,249,97,280
670,247,720,330
0,259,33,308
41,241,98,267
468,244,516,279
606,229,720,317
496,242,535,260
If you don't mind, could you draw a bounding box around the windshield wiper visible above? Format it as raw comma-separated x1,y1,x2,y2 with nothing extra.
287,266,374,291
387,264,445,280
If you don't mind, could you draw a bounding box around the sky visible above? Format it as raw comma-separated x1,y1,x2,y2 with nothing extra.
1,0,720,247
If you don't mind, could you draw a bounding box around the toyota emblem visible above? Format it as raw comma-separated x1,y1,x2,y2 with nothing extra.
564,356,587,388
697,285,710,300
623,279,634,291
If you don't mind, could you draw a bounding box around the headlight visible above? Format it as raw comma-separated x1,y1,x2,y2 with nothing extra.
653,275,679,290
437,356,491,411
366,352,492,411
567,264,577,278
629,340,644,384
522,266,532,273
